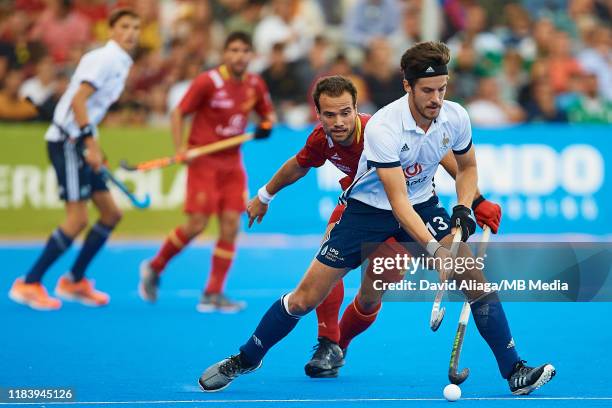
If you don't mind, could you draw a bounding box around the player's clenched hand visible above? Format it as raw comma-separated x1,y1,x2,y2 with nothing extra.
432,245,454,283
247,196,268,228
254,121,273,140
450,205,476,241
83,137,103,171
176,146,193,165
472,195,501,233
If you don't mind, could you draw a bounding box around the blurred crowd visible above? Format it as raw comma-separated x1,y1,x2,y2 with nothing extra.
0,0,610,128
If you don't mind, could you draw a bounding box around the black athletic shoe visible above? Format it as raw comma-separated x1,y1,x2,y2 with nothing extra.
508,360,556,395
199,354,261,392
304,337,345,378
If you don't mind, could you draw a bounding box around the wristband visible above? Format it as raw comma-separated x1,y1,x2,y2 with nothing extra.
80,124,94,139
426,238,442,257
472,194,485,210
257,186,275,204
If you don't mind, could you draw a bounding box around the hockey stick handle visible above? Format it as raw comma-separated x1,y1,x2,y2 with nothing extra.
429,228,463,331
184,133,253,160
124,132,254,172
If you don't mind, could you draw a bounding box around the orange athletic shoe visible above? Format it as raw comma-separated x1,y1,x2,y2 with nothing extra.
55,275,110,307
9,278,62,311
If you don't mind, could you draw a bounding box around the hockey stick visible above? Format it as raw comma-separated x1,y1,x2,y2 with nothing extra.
99,166,151,209
120,132,253,172
448,225,491,385
430,229,463,331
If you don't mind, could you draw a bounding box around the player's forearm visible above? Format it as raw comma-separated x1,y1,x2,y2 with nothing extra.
70,83,95,130
455,163,478,208
170,108,185,152
71,94,90,128
440,152,481,201
265,156,309,195
378,167,435,246
391,197,436,246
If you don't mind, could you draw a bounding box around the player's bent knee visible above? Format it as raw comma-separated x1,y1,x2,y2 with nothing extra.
103,210,123,227
219,217,240,241
287,292,317,316
186,215,209,236
219,225,239,242
66,214,89,234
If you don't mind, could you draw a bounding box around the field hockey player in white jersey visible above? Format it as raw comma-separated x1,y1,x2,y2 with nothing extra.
198,41,555,396
9,9,141,311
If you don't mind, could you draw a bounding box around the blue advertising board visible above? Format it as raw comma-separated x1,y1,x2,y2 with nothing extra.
242,124,611,236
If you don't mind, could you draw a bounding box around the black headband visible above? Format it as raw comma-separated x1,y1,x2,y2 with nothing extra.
404,64,448,81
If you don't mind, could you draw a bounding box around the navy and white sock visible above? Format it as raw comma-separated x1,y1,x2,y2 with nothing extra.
471,291,520,378
70,221,114,282
25,228,73,283
239,293,300,366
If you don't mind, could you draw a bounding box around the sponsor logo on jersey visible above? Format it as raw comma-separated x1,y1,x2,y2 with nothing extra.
403,163,422,178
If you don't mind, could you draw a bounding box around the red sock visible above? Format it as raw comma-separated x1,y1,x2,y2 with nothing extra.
338,295,381,350
315,280,344,343
150,227,191,273
204,240,235,294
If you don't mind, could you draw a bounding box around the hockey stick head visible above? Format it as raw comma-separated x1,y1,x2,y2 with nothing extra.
130,193,151,209
100,167,151,210
430,305,445,331
449,367,469,385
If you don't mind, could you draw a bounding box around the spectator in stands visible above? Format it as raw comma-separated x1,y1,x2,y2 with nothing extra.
362,37,404,110
344,0,400,50
0,9,43,68
517,57,549,108
447,3,505,77
295,35,332,90
532,17,556,57
225,0,266,36
134,0,162,52
19,55,56,106
567,69,612,123
449,39,480,104
262,42,305,113
29,0,90,64
498,4,536,63
498,50,529,106
389,2,420,63
467,76,525,127
0,69,38,121
548,30,584,94
524,80,568,123
578,24,611,101
253,0,323,71
167,58,201,111
33,69,69,121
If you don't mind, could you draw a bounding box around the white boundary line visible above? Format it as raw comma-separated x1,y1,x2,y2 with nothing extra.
2,397,612,405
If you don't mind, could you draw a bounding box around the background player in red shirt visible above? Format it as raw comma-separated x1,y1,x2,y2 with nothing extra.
139,31,276,312
247,75,502,378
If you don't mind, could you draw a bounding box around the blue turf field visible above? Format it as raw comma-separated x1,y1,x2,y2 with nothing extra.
1,241,612,407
